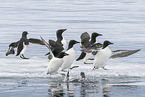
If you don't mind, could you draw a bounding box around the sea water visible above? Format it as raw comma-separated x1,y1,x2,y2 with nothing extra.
0,0,145,97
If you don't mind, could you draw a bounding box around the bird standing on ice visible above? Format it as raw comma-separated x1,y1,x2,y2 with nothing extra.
76,32,102,63
47,52,69,75
93,40,113,70
6,31,45,59
61,40,80,71
16,31,29,59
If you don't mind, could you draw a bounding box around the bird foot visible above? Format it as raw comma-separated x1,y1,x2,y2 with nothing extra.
20,55,29,59
84,62,93,64
103,67,108,70
88,58,94,60
92,67,98,70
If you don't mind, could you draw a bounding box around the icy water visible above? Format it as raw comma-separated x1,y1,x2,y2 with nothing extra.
0,0,145,97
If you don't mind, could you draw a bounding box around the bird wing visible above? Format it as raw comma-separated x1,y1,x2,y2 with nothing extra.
76,52,86,61
9,41,19,48
49,40,64,57
49,39,64,50
80,32,91,48
40,36,54,57
16,41,23,56
6,41,19,56
6,47,15,56
81,32,90,40
28,38,45,45
110,49,141,59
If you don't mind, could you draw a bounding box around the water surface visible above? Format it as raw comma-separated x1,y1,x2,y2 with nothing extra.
0,0,145,97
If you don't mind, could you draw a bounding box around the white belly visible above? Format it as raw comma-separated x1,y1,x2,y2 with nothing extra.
47,57,63,74
93,47,112,69
20,43,28,55
61,48,75,70
61,38,67,49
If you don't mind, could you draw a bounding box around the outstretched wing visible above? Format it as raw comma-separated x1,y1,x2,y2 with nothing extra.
40,36,54,58
6,41,19,56
9,41,19,48
76,52,86,61
81,32,90,48
49,39,63,49
49,40,64,57
28,38,45,45
110,49,141,59
81,32,90,40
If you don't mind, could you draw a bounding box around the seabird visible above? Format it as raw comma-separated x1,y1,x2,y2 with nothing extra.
76,32,102,64
93,40,113,70
40,36,69,75
61,40,80,71
67,72,86,82
16,31,29,59
6,31,45,59
93,40,141,70
45,29,67,59
47,52,69,75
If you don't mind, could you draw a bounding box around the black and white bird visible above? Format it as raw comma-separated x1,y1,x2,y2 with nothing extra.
16,31,29,59
49,39,64,57
76,32,102,64
40,36,69,75
93,40,113,70
45,29,67,59
47,52,69,75
93,40,141,70
6,31,45,59
61,40,80,71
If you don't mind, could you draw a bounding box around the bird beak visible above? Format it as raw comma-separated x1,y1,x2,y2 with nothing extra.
76,41,80,44
110,42,113,45
62,29,67,32
98,34,102,36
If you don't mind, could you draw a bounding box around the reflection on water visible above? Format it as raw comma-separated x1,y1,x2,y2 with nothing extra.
47,78,110,97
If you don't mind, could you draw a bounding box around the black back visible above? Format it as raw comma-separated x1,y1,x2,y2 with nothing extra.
49,39,64,57
16,31,29,56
